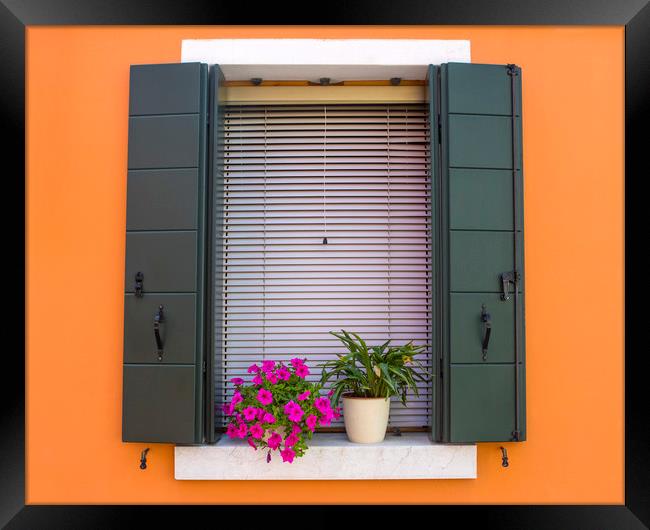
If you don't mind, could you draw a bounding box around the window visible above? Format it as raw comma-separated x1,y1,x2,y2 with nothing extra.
122,61,526,448
219,103,432,429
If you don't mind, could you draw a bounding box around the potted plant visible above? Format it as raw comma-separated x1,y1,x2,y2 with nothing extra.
320,330,432,444
223,357,340,463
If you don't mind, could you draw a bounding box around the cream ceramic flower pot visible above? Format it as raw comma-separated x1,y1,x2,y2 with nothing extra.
342,394,390,443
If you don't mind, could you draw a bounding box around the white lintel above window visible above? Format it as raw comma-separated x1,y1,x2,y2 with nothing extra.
181,38,471,82
175,433,476,480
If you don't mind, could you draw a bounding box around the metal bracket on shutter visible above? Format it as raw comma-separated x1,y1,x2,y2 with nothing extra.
154,305,165,361
134,271,144,297
500,271,519,301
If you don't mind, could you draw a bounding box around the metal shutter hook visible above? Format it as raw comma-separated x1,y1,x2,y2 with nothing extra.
140,447,150,470
500,446,509,467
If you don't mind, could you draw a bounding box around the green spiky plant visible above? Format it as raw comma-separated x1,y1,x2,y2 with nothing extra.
320,330,433,407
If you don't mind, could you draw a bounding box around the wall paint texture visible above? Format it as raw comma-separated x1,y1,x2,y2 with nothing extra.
26,26,624,504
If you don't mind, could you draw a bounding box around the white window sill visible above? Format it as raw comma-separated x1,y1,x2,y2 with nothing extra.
174,433,476,480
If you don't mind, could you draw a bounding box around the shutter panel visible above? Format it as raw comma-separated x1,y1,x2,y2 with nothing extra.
122,63,209,444
435,63,525,442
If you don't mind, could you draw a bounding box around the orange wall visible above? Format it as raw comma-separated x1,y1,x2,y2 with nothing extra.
26,26,624,504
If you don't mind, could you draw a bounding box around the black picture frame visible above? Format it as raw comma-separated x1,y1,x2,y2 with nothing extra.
3,1,647,527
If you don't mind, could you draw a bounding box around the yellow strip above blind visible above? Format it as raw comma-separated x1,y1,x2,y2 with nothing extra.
222,85,426,105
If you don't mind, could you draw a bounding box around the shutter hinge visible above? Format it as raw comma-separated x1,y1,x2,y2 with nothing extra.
203,360,207,374
506,64,518,76
439,357,443,379
437,115,441,144
511,430,521,442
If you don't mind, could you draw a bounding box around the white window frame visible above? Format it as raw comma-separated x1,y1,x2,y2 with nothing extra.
175,39,477,480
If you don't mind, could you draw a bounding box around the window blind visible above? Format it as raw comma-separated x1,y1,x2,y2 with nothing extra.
218,103,432,429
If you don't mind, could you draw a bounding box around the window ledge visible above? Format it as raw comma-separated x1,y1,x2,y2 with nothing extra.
174,433,476,480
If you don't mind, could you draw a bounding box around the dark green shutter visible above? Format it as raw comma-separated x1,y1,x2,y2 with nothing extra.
432,62,526,443
122,63,209,444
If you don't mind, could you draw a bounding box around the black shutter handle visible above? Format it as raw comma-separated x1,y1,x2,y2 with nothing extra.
481,304,492,361
154,305,165,361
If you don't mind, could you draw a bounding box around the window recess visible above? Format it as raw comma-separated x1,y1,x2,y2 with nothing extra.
218,103,432,430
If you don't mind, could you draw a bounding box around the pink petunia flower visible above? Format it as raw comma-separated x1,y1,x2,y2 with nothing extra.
249,422,264,439
313,397,331,414
226,422,238,439
276,366,291,381
261,360,276,374
327,389,335,398
263,412,276,424
284,400,304,422
257,388,273,406
242,406,258,421
256,408,266,420
231,377,244,386
236,422,248,438
290,358,305,369
280,447,296,463
267,432,282,450
285,433,298,448
297,390,311,401
266,371,278,384
231,391,243,407
295,364,310,379
247,437,257,450
319,407,335,427
222,402,234,416
333,407,342,419
247,363,260,374
252,374,264,385
306,414,318,432
292,424,302,435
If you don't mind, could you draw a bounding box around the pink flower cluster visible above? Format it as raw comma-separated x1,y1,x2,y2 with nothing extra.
223,358,335,464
